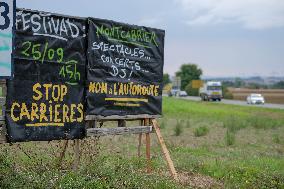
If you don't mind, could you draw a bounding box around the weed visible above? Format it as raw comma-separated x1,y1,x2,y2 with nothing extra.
174,120,183,136
223,116,246,133
272,134,281,144
159,119,166,129
194,126,209,137
248,116,280,130
225,130,235,146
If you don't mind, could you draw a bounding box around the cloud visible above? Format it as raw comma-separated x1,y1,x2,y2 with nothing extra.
176,0,284,29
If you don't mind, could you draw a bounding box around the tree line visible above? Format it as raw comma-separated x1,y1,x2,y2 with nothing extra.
163,63,284,97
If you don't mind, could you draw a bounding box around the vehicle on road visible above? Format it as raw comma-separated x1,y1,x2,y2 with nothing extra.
199,81,223,101
177,91,188,97
247,93,265,104
169,89,179,97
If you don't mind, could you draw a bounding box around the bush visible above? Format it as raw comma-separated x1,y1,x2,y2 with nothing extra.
223,91,233,99
222,86,233,99
185,82,199,96
174,120,183,136
194,126,209,137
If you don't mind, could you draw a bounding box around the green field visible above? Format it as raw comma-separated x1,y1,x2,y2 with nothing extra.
0,97,284,188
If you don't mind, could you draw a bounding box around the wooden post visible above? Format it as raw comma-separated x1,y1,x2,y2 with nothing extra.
152,119,178,181
0,80,7,143
57,140,68,168
87,120,96,128
73,139,80,170
137,119,143,157
145,118,151,173
118,120,126,127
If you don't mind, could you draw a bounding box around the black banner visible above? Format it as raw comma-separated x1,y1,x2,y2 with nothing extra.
87,18,165,116
5,9,87,142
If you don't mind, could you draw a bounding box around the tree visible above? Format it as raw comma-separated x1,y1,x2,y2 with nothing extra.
273,81,284,89
185,82,199,96
163,73,171,87
176,64,202,90
234,77,245,88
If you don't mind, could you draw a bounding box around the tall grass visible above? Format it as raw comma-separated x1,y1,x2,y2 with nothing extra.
225,130,235,146
194,126,209,137
272,134,281,144
174,120,183,136
159,119,166,129
247,116,280,129
1,97,284,188
0,145,180,189
163,98,284,188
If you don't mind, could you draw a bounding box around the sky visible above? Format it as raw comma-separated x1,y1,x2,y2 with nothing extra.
18,0,284,77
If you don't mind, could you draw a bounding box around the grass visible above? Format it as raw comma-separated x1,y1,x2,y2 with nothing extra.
174,120,183,136
162,97,284,188
194,126,209,137
185,119,191,128
272,134,281,144
0,149,179,189
159,119,166,129
224,130,235,146
0,97,284,188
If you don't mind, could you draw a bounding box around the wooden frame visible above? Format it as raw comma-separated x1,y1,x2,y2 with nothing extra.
86,114,161,121
0,80,7,143
87,126,153,137
0,80,178,181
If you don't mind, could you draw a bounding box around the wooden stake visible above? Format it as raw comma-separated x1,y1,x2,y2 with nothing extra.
145,118,151,173
73,139,80,170
0,80,7,144
118,120,126,127
152,119,178,181
137,119,143,157
57,140,68,168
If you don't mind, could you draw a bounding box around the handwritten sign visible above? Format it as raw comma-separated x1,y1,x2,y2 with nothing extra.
5,9,87,142
0,0,15,77
87,18,165,116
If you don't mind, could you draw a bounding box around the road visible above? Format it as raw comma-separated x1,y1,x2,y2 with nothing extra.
176,96,284,110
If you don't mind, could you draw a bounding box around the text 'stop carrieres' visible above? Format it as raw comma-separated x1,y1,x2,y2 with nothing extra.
87,18,165,117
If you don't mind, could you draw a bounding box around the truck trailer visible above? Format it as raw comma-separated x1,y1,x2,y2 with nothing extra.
199,81,223,101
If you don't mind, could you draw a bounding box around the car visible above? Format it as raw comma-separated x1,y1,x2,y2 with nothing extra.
169,89,179,97
177,91,188,97
246,93,265,104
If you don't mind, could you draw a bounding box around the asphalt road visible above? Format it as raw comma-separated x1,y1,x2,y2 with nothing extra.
176,96,284,110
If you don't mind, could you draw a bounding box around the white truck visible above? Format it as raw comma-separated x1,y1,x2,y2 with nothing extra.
199,81,223,101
